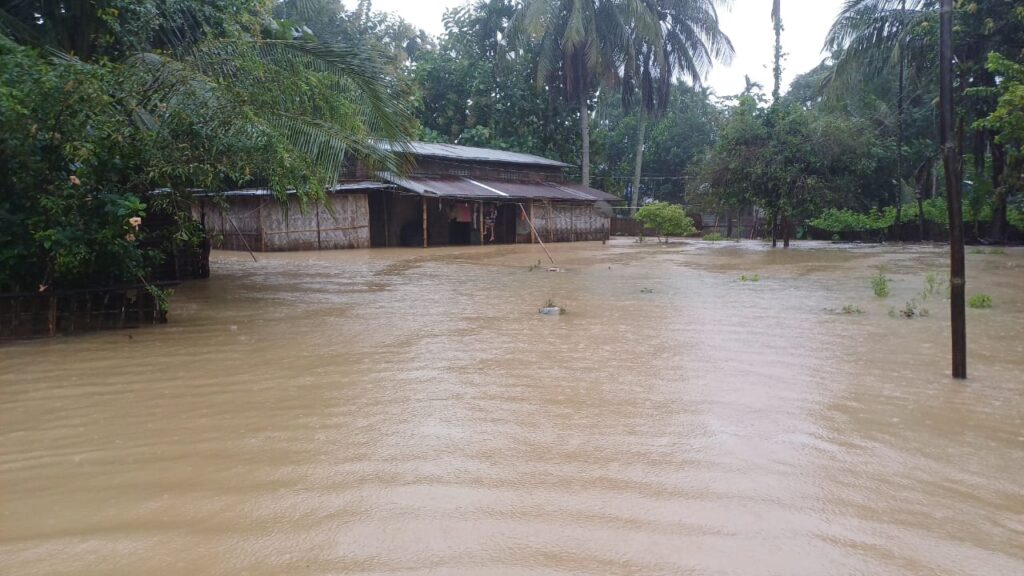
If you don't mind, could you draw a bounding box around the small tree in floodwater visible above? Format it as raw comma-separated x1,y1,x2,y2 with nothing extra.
635,202,697,242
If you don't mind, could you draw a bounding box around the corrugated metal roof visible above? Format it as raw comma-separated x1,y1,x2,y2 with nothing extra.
548,182,623,203
379,141,572,168
379,174,621,203
192,182,390,197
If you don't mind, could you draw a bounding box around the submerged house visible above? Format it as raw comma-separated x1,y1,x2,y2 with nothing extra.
194,142,619,251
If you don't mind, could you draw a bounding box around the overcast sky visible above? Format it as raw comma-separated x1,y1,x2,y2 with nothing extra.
370,0,846,96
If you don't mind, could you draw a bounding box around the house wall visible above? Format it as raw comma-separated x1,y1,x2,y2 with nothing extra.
194,193,370,252
532,202,610,243
262,194,370,251
194,197,263,252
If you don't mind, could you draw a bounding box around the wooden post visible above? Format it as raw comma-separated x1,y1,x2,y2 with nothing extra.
940,0,966,379
530,201,536,244
422,196,429,248
479,202,485,245
137,288,145,326
258,201,265,252
84,294,91,331
384,193,390,248
315,199,322,251
47,295,57,337
519,203,555,265
68,296,77,335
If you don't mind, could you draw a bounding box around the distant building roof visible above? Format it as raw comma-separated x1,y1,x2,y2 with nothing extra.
379,141,573,169
378,174,620,203
191,182,390,197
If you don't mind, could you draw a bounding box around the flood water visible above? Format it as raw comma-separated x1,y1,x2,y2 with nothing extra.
2,239,1022,575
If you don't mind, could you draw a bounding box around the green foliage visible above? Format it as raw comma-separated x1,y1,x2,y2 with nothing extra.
1009,208,1024,232
739,274,761,283
696,96,886,228
968,294,993,309
809,198,951,233
0,1,414,292
412,0,579,161
703,232,725,242
0,39,160,290
871,271,890,298
841,304,864,315
634,202,697,241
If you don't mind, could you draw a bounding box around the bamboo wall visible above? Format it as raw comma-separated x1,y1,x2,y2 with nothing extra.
194,193,371,252
532,202,610,243
263,195,370,251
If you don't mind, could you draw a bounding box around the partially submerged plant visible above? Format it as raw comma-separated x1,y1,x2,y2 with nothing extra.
871,271,890,298
703,232,724,242
841,304,864,315
921,272,946,301
740,274,761,283
889,299,928,319
968,294,993,309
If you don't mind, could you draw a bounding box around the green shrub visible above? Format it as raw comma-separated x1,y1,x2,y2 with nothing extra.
968,294,993,309
871,271,890,298
635,202,697,242
703,232,725,241
1009,208,1024,232
810,198,951,234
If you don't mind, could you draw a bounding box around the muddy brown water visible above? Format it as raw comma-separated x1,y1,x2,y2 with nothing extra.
2,239,1022,575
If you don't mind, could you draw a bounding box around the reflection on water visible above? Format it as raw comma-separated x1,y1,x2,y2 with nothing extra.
1,239,1022,575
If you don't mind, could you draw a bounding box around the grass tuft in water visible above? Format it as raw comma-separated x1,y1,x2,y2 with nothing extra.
872,271,890,298
739,274,761,283
968,294,993,309
889,299,927,319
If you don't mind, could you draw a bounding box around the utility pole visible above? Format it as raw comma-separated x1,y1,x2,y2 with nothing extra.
939,0,966,379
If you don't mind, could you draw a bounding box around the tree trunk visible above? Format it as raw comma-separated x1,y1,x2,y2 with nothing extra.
782,212,791,248
989,140,1008,242
630,110,648,216
726,210,734,238
772,1,783,103
579,89,591,188
917,194,926,242
770,209,779,248
940,0,966,379
895,5,905,243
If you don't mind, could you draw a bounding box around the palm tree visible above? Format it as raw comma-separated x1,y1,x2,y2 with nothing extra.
0,0,412,193
512,0,629,187
771,0,782,102
623,0,733,214
826,1,936,240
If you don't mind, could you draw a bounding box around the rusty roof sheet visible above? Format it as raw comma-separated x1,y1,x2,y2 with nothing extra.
547,182,622,203
379,141,573,168
192,182,390,197
379,174,620,203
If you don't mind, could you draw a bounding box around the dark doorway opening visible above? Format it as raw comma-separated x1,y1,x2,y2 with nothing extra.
368,191,389,248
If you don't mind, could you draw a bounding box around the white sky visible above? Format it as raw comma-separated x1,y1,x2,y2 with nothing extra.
369,0,846,96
